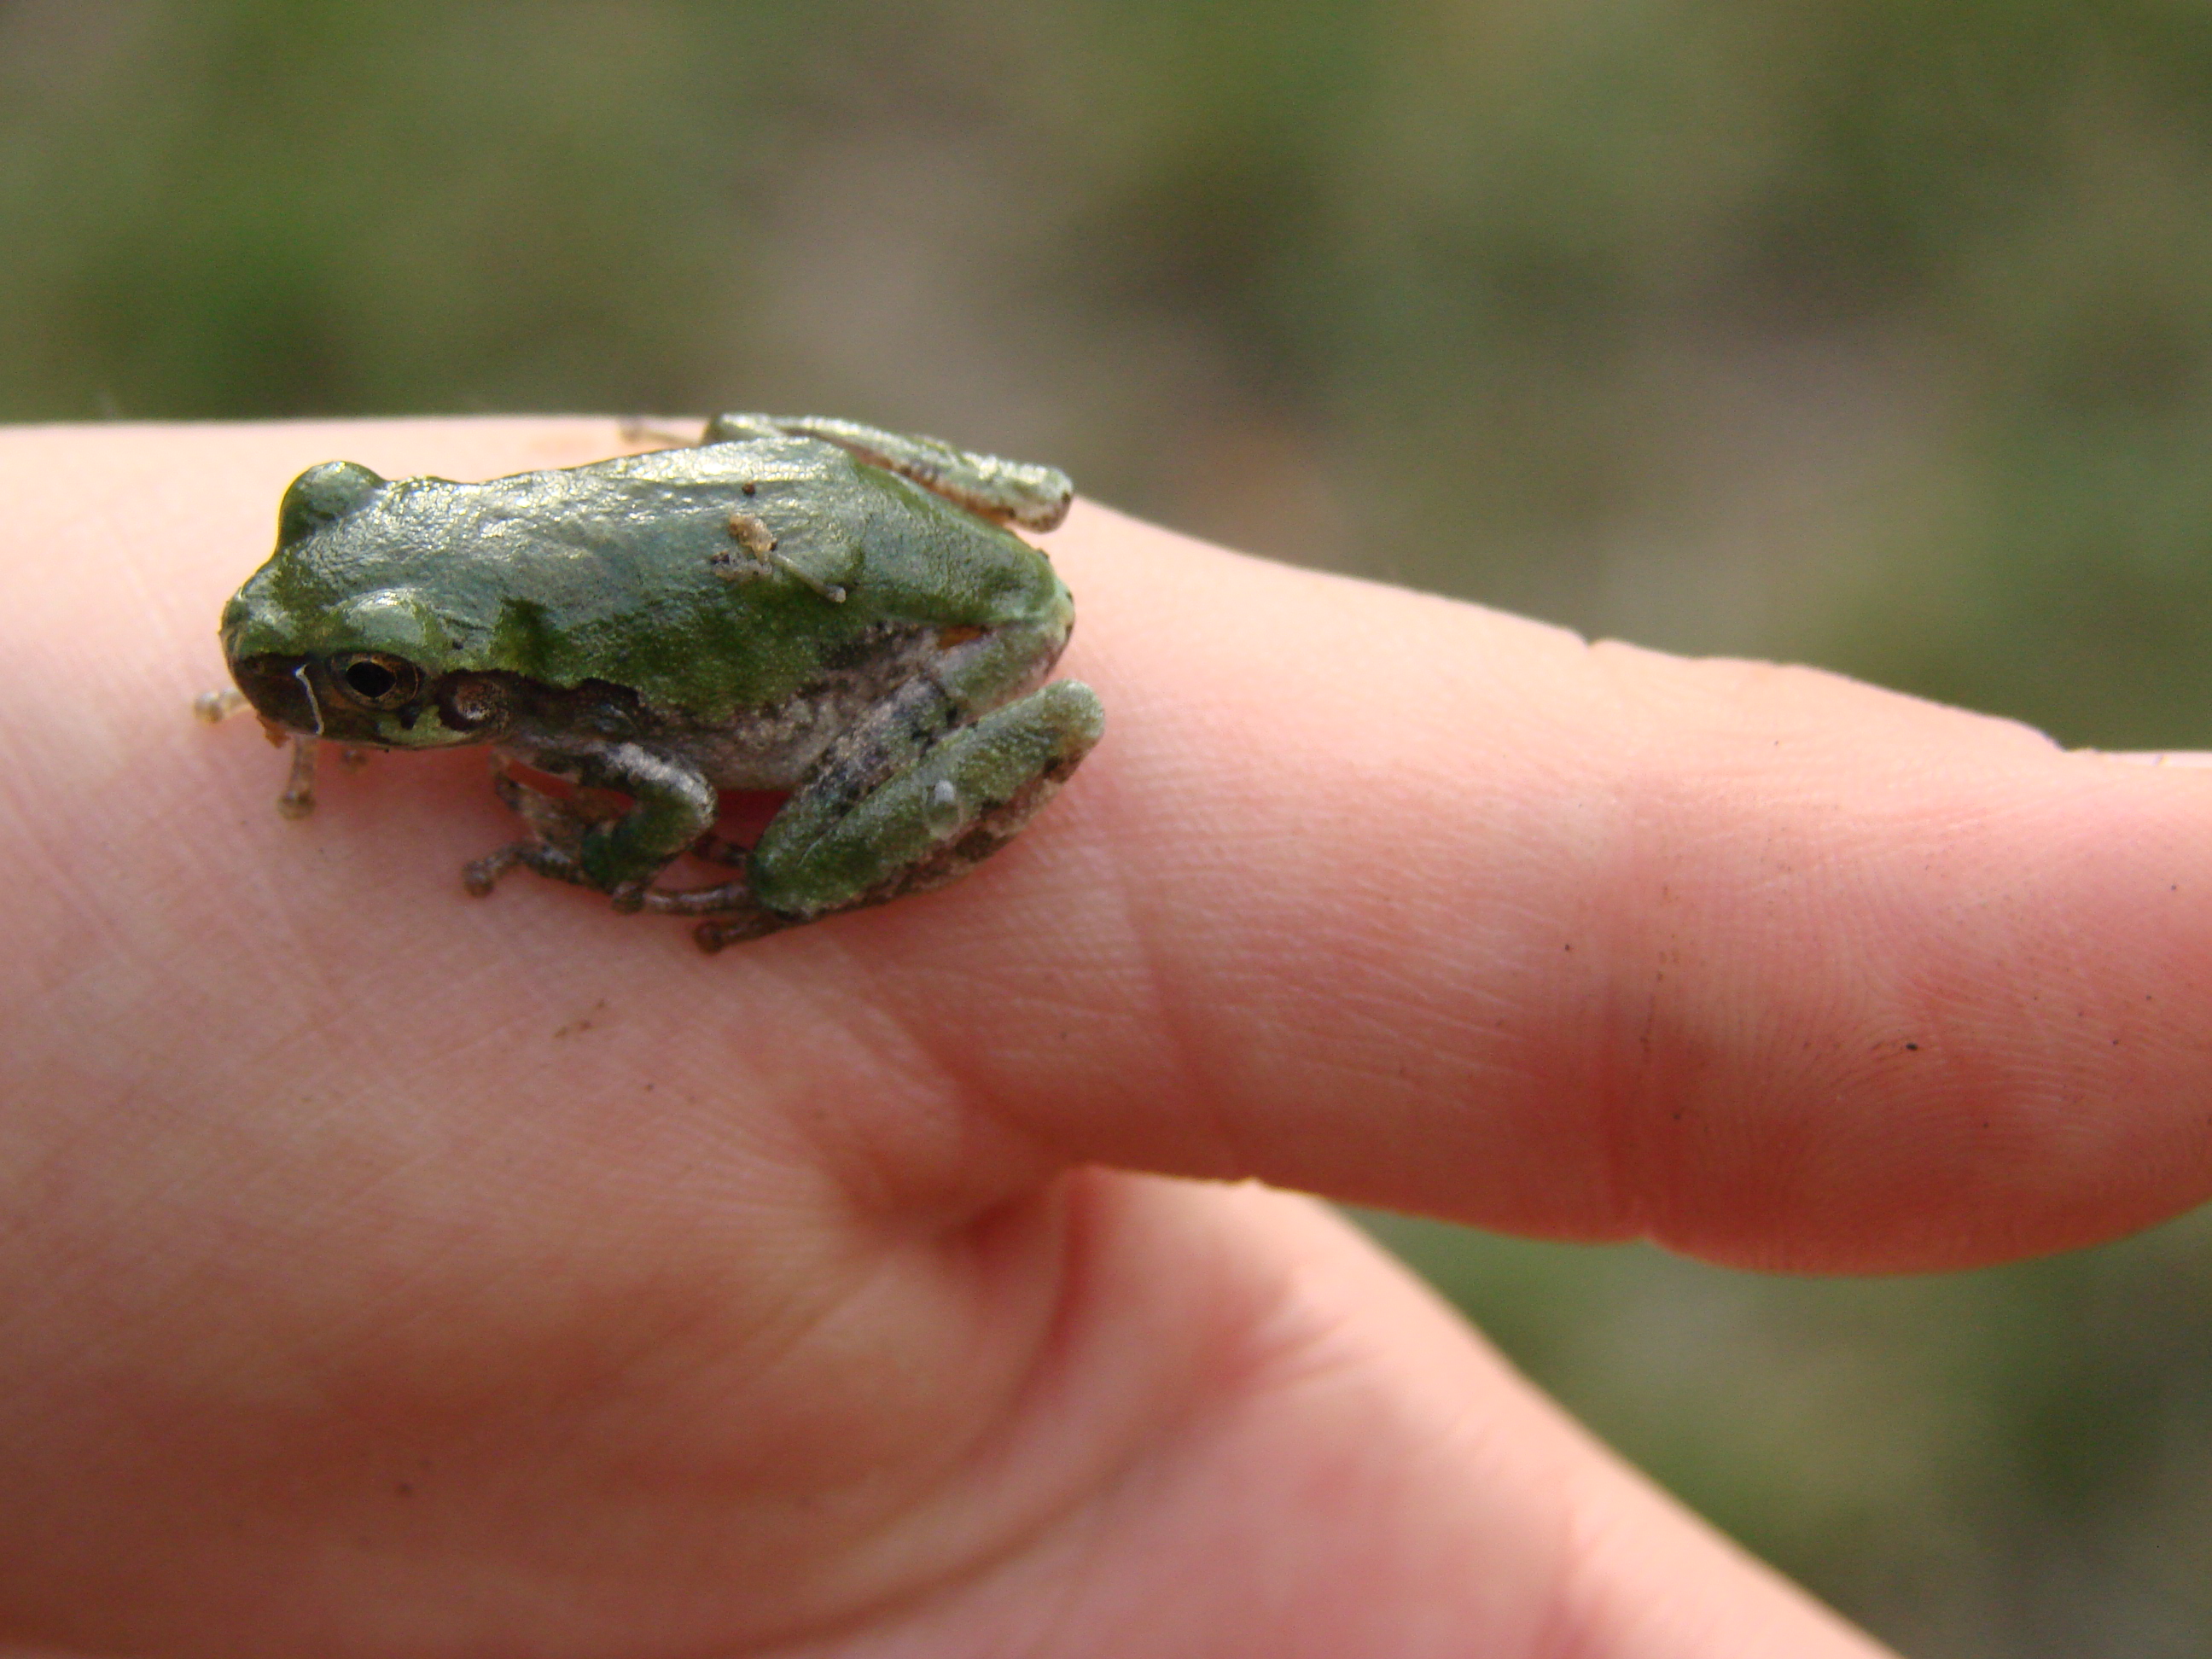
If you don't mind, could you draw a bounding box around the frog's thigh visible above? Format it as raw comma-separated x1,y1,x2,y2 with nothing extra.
748,680,1103,920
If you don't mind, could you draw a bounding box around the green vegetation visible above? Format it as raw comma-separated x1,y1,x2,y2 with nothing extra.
7,3,2211,1650
1367,1207,2212,1656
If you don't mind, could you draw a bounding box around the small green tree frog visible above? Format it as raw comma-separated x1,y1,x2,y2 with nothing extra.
209,415,1104,950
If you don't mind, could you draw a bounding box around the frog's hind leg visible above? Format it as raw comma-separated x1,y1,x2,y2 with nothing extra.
700,412,1074,532
669,673,1103,952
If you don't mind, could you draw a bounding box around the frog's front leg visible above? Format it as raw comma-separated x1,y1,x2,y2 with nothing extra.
275,733,319,819
462,757,597,895
463,743,718,911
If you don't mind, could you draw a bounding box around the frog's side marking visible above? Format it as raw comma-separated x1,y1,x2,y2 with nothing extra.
211,414,1103,951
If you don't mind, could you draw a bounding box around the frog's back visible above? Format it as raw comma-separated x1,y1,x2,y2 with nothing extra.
247,437,1069,721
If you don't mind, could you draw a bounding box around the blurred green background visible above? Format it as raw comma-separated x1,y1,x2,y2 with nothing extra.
8,1,2212,1651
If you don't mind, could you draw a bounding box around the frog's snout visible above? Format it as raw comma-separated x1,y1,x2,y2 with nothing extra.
226,654,323,736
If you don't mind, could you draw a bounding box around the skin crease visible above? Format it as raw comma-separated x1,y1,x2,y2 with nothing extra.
3,421,2211,1657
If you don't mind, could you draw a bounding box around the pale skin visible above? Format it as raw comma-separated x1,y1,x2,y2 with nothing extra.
4,421,2211,1659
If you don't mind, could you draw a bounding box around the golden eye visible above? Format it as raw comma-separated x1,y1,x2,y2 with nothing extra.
329,652,422,710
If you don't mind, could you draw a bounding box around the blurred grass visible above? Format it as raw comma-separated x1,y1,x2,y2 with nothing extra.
6,2,2212,1652
1363,1208,2212,1657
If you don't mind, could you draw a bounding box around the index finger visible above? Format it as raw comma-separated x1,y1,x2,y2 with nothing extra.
1012,503,2212,1271
14,419,2212,1273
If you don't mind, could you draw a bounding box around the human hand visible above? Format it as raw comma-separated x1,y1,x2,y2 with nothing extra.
4,420,2207,1657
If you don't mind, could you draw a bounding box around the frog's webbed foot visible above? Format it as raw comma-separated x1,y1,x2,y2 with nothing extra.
463,837,592,896
464,757,627,899
463,835,660,917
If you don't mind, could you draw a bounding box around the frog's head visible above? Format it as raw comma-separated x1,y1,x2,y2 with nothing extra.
220,460,515,749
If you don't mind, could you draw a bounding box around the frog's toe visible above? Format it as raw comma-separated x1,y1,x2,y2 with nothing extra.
463,842,529,895
193,687,247,724
693,911,794,953
463,839,594,895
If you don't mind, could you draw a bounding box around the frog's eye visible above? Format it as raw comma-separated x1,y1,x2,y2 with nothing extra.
329,652,423,710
